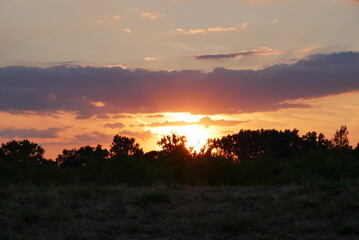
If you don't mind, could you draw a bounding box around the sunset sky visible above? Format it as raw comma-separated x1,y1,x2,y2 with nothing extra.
1,0,359,158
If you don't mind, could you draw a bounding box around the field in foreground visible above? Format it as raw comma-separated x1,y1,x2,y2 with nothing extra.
0,183,358,240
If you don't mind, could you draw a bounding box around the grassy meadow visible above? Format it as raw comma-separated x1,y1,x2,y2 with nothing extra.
0,181,358,240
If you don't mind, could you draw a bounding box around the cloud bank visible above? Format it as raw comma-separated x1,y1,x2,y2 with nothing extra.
142,116,246,128
104,123,126,129
0,128,64,138
192,47,284,60
1,52,359,118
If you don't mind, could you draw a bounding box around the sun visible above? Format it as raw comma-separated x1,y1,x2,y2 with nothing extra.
176,125,210,152
146,113,215,152
153,124,211,152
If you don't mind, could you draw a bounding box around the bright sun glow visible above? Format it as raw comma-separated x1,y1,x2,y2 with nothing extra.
152,124,211,152
177,125,210,152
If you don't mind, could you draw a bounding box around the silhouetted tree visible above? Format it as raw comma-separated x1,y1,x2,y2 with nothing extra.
0,139,45,163
301,131,332,153
332,125,351,150
144,150,162,161
211,129,301,161
110,135,143,157
354,143,359,158
56,145,108,168
317,133,333,150
157,133,187,152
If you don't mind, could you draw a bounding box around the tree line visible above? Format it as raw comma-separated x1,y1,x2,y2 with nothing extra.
0,126,358,185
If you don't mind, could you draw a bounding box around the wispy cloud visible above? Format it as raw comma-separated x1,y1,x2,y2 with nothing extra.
90,101,106,107
297,46,324,53
112,114,133,119
123,28,132,33
272,19,279,24
192,47,284,60
141,12,165,20
144,57,158,61
96,15,122,24
174,24,245,35
207,27,237,32
175,28,205,34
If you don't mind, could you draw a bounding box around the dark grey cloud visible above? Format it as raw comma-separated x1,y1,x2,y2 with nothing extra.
1,52,359,117
0,127,64,138
104,122,126,129
192,48,283,60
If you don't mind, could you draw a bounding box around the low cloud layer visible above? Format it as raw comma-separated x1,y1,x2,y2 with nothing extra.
192,47,284,60
73,131,113,144
118,130,153,141
1,52,359,118
0,128,64,139
104,123,126,129
143,116,246,128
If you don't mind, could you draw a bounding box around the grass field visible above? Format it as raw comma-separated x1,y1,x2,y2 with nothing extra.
0,182,358,240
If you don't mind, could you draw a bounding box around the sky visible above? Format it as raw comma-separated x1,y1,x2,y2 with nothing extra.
1,0,359,158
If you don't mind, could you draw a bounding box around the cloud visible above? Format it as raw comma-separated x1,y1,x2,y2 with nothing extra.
207,27,237,32
175,25,238,34
123,28,132,33
144,116,246,128
271,19,279,24
297,46,325,54
112,114,133,119
146,114,165,118
0,127,65,139
74,131,113,144
118,130,153,141
144,57,157,61
104,63,127,69
175,28,205,34
91,101,106,107
104,122,126,129
95,113,111,119
198,117,247,127
192,47,284,60
1,52,359,117
96,15,122,24
141,12,164,20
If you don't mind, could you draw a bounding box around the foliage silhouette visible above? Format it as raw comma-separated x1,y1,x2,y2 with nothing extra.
56,145,108,168
110,135,143,157
0,125,358,186
0,139,45,164
333,125,351,150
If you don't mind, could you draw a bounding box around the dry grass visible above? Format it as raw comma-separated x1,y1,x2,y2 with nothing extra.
0,184,358,240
